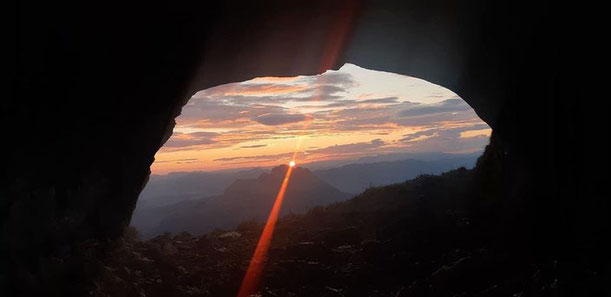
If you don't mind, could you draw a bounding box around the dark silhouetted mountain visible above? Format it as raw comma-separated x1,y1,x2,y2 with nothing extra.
134,165,351,237
103,164,600,297
313,155,478,194
137,168,266,208
132,154,479,236
136,153,479,210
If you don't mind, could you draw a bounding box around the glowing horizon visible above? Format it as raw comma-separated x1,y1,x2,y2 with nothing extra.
151,63,491,175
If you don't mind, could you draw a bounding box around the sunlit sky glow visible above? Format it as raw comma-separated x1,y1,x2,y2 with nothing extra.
151,63,491,174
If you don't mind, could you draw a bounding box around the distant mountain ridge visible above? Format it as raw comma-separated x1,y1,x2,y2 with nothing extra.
139,153,479,207
137,168,266,208
132,153,479,237
132,165,351,237
314,155,478,194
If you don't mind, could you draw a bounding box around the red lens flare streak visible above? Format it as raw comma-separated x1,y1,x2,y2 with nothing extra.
236,4,359,296
235,164,294,297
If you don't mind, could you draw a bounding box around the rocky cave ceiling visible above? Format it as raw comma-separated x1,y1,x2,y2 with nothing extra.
5,0,603,295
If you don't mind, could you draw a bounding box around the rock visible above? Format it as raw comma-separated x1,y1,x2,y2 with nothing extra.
218,231,242,239
161,241,178,255
321,227,360,248
325,286,344,296
5,1,600,295
177,266,188,274
173,232,193,241
333,245,356,253
179,285,206,295
140,256,154,263
430,257,472,288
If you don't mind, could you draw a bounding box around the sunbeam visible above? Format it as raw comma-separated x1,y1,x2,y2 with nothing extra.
235,164,294,297
235,6,359,294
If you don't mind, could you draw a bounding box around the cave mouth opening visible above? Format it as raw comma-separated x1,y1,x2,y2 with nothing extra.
131,62,491,239
117,62,493,297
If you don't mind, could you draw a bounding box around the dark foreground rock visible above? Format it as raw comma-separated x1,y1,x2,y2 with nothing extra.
94,167,605,297
7,1,606,295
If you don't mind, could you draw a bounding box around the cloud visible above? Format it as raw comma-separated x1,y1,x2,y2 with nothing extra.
155,158,199,164
404,132,489,154
399,124,491,153
393,110,480,127
398,98,471,117
308,139,385,155
399,129,438,142
400,124,489,142
308,84,346,95
252,113,312,125
239,144,268,149
313,71,356,87
197,83,310,97
323,100,358,107
179,100,287,125
293,94,344,102
334,116,392,128
214,152,294,162
213,139,386,163
188,131,221,138
361,97,399,104
154,63,491,173
163,132,219,148
250,76,302,83
205,94,297,105
193,71,354,103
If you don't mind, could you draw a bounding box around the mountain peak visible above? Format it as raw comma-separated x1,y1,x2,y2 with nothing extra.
269,164,311,177
146,163,352,236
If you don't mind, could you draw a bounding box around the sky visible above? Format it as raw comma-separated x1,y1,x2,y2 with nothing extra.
151,63,491,174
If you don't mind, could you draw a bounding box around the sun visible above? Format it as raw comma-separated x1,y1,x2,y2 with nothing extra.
289,160,296,167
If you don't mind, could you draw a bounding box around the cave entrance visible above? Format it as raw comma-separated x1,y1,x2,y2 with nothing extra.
131,63,491,238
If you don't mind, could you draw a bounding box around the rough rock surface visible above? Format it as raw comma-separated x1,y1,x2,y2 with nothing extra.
94,165,605,296
5,0,606,296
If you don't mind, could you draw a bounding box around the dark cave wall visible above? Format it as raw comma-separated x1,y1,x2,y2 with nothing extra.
344,0,609,255
4,0,606,295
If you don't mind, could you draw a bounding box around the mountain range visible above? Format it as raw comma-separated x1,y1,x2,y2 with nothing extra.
131,153,479,238
137,168,266,208
132,165,351,237
314,155,479,194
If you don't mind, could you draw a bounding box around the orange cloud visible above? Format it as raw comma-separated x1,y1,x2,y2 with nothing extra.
150,64,491,174
250,76,302,83
222,84,311,96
